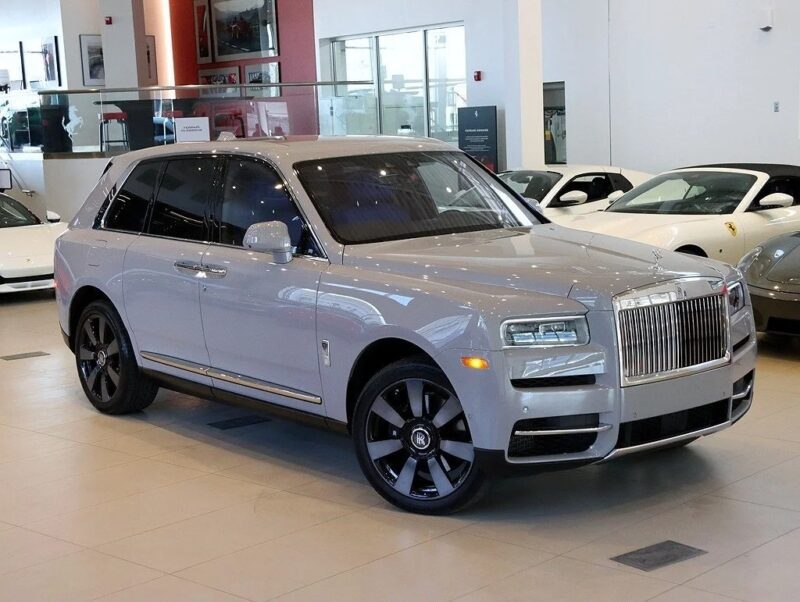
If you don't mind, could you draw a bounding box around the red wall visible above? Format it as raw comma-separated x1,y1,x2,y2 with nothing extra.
169,0,318,134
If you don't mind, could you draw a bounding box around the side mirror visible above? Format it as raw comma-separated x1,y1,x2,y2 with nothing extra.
524,197,544,214
243,221,293,263
46,210,61,223
758,192,793,209
607,190,625,203
559,190,589,205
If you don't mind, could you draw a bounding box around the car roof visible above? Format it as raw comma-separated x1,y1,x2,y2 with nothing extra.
116,136,455,167
683,163,800,178
504,165,620,177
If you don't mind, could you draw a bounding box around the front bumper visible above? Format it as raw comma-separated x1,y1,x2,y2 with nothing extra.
442,307,757,474
0,273,55,294
750,285,800,335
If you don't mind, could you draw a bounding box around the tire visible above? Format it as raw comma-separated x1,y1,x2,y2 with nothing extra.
353,358,487,514
74,300,158,414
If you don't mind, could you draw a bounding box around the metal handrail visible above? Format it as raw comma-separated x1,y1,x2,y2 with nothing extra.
36,80,376,96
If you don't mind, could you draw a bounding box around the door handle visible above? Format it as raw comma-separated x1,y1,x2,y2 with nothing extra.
174,260,204,276
204,264,228,278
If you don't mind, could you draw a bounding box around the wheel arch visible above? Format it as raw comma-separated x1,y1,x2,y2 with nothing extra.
345,337,443,430
68,285,114,349
674,244,708,257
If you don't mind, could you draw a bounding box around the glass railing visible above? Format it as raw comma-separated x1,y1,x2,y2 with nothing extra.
0,81,378,156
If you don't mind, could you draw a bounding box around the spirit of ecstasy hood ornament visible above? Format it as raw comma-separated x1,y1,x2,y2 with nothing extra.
651,248,664,271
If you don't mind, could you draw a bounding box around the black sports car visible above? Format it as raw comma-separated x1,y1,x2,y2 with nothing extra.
739,231,800,336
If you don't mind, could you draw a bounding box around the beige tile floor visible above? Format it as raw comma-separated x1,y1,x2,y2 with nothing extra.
1,290,800,601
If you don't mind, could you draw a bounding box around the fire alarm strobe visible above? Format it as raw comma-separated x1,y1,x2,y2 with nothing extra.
473,70,482,82
105,16,113,25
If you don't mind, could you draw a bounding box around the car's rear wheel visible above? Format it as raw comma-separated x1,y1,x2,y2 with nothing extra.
75,300,158,414
353,359,487,514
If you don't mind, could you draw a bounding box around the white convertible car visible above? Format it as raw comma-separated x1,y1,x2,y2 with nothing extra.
560,164,800,265
0,192,66,293
498,165,651,218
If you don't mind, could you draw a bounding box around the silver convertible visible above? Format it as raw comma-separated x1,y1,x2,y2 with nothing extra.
56,137,756,514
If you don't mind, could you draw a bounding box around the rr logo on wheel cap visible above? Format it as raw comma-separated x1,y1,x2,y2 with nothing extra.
410,427,431,451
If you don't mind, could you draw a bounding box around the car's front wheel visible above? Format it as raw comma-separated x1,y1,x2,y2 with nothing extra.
353,359,487,514
75,300,158,414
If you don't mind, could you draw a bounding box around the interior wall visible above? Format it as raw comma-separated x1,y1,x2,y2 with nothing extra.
543,0,800,173
313,0,545,170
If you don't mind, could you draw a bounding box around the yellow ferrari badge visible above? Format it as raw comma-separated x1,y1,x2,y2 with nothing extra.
724,222,737,237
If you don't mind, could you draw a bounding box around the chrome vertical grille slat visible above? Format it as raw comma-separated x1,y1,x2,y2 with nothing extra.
618,292,729,386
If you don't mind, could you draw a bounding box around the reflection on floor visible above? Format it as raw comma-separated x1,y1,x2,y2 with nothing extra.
1,290,799,601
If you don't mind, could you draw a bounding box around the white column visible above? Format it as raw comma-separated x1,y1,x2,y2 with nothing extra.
98,0,148,87
502,0,545,168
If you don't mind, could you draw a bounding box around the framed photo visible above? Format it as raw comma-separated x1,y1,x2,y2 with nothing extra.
198,66,241,97
244,62,280,97
79,34,105,86
211,0,278,62
194,0,212,64
42,36,61,87
144,35,157,85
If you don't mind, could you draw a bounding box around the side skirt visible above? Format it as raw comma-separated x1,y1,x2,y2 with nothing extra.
142,368,349,435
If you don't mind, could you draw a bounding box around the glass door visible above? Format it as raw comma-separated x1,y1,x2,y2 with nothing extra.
378,31,426,137
425,26,466,144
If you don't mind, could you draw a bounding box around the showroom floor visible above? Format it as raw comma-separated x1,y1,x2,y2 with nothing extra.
0,292,799,601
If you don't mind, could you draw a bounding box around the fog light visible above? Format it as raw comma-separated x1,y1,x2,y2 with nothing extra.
461,356,490,370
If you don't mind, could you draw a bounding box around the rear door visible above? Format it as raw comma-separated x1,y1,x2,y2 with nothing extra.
123,155,219,381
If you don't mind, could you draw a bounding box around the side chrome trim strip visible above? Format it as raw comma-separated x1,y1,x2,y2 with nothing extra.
206,368,322,405
514,424,613,437
139,351,322,405
602,421,730,461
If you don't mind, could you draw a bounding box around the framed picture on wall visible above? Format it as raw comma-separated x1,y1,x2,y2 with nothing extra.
210,0,278,62
41,36,61,88
244,62,280,97
193,0,212,64
79,34,105,86
198,66,241,97
144,35,158,85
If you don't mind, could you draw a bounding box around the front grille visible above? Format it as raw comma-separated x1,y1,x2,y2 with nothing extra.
508,414,599,457
616,399,729,448
0,273,54,285
511,375,596,388
618,294,728,385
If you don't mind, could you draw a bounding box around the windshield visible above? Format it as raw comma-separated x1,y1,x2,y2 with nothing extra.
607,170,756,215
498,170,562,201
0,195,40,228
295,151,534,244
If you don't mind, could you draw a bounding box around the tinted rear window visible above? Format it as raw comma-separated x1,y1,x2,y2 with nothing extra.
148,158,215,241
105,162,160,233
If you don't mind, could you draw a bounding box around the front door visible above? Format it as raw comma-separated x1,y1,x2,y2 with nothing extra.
200,156,327,412
123,156,219,381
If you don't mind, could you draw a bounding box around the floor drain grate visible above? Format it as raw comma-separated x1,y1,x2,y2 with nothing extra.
208,415,271,430
611,540,707,572
1,351,50,361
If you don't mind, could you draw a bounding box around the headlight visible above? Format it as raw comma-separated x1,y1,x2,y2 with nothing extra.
737,246,762,274
726,281,746,315
502,316,590,347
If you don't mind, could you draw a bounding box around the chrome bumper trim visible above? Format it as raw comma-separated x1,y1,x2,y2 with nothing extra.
602,421,731,461
732,382,752,401
514,424,612,437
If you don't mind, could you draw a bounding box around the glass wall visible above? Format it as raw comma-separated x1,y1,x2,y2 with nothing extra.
329,24,466,143
324,37,378,135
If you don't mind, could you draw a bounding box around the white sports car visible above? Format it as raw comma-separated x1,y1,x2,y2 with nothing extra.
498,165,651,218
0,193,66,293
560,164,800,265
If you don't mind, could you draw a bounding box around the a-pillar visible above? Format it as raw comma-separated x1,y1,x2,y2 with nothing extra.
98,0,149,87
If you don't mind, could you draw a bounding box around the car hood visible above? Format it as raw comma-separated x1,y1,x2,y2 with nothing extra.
559,211,717,241
747,231,800,292
343,225,729,311
0,223,66,272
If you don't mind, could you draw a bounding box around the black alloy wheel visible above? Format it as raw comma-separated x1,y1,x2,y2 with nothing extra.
354,360,487,514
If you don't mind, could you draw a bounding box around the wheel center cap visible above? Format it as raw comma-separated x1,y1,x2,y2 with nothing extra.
409,426,432,451
96,350,107,367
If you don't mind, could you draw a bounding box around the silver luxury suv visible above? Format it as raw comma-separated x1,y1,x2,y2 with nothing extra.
56,136,756,513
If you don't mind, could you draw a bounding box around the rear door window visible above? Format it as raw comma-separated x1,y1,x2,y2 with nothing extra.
147,157,216,241
105,162,160,233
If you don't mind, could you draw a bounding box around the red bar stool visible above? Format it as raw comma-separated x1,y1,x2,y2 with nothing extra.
99,111,129,151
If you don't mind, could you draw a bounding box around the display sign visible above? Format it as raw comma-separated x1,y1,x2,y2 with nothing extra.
174,117,211,143
458,106,499,172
